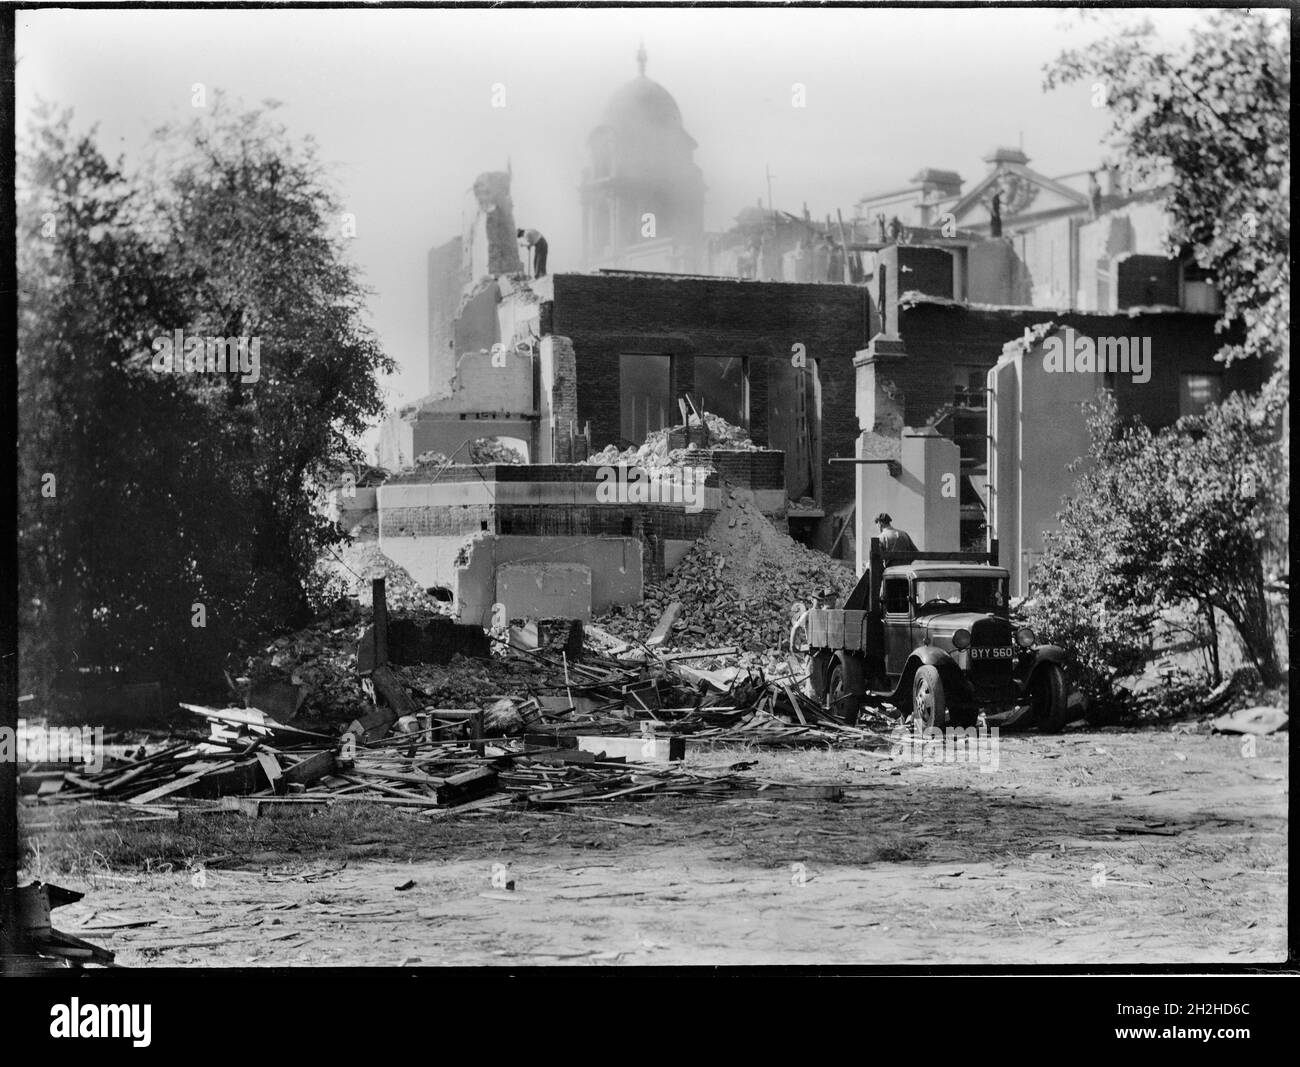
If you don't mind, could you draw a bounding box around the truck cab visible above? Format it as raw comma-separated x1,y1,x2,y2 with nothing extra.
803,539,1072,731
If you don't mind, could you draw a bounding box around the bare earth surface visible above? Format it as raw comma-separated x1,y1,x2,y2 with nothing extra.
36,728,1288,966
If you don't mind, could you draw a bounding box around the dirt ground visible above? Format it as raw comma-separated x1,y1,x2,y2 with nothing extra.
24,726,1288,966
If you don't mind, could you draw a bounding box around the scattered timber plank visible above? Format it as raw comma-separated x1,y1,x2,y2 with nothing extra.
657,646,740,661
351,767,447,787
780,684,809,726
645,602,682,648
128,760,238,805
372,577,390,667
575,735,685,763
219,796,331,818
524,781,613,804
344,704,399,744
423,794,514,818
255,751,284,795
282,749,337,788
334,794,444,809
369,663,418,720
186,759,272,800
523,732,579,749
435,767,499,806
526,748,625,767
339,774,435,802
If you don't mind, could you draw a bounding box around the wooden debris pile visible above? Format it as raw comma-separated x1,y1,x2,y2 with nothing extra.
19,700,848,818
19,573,897,817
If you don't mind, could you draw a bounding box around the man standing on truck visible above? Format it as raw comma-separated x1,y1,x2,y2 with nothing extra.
875,513,917,559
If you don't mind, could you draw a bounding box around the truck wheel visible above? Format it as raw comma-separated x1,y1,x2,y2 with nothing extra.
1030,664,1068,733
912,665,948,731
807,651,833,700
826,653,864,725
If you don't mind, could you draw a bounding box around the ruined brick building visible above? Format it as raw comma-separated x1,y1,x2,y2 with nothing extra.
368,48,1257,622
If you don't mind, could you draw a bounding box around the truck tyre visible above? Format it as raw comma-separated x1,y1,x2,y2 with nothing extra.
807,650,833,700
912,665,948,731
1031,663,1069,733
826,652,864,724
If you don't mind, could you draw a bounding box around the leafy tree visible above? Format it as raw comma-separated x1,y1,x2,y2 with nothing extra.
17,101,393,705
1038,10,1289,700
1045,9,1290,377
145,99,395,631
1026,392,1287,698
18,108,244,700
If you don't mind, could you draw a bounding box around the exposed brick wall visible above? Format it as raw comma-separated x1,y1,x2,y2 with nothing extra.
381,504,492,538
700,449,786,491
545,335,580,462
550,273,871,521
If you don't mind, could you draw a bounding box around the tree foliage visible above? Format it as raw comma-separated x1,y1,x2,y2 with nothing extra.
1025,392,1287,699
18,100,394,703
1045,9,1290,374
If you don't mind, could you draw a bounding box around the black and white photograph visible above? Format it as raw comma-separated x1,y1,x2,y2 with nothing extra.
1,0,1290,1002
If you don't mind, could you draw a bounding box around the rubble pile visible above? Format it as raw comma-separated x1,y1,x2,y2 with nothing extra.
411,437,527,471
398,653,558,710
585,412,762,469
316,543,441,613
19,573,896,822
601,488,857,652
240,608,372,720
18,643,881,815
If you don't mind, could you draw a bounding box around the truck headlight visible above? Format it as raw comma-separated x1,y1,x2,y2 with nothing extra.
952,628,972,650
1016,626,1037,648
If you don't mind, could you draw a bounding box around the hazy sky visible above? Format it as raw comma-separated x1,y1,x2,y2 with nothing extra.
16,5,1205,416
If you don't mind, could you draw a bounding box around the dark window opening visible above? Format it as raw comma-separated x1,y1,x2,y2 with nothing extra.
694,356,748,428
620,354,672,443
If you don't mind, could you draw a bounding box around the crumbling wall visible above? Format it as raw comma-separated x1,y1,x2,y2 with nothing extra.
454,535,642,625
464,171,523,281
968,239,1034,306
428,236,466,396
550,272,869,527
539,335,580,463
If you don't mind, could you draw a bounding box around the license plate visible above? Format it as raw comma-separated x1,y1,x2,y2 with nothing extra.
970,646,1015,659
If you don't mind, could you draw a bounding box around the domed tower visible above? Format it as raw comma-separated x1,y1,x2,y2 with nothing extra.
580,45,705,272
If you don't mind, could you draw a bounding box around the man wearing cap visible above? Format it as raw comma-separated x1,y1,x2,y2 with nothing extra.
875,513,917,559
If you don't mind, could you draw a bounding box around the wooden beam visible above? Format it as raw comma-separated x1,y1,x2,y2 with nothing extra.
372,577,389,667
575,735,685,763
127,760,238,805
282,749,337,788
645,602,681,648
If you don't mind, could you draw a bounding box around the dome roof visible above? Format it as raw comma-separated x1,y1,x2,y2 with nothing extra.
600,74,683,130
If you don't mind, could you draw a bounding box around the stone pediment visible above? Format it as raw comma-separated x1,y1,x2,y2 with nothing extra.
950,163,1090,230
